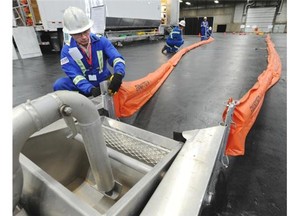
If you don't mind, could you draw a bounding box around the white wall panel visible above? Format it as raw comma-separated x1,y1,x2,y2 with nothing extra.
13,27,42,59
105,0,161,20
245,7,276,32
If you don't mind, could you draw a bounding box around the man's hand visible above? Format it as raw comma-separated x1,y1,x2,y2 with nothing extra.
108,73,123,95
90,87,101,97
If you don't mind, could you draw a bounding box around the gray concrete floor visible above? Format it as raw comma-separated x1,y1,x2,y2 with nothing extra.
13,33,287,215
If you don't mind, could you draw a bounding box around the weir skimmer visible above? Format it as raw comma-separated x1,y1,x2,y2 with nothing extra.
13,83,236,216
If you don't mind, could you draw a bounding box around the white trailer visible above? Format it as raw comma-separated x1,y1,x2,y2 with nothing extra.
21,0,163,51
34,0,161,31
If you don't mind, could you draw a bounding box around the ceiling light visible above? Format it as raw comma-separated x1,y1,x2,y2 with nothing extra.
214,0,219,3
179,0,183,2
185,2,191,5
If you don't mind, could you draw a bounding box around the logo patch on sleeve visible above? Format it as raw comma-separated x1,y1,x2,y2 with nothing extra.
60,57,69,65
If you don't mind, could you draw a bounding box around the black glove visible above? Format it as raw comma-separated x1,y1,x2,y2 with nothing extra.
108,73,123,95
90,87,101,97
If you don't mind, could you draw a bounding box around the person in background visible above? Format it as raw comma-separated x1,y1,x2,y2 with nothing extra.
200,17,209,41
53,6,125,97
161,20,186,54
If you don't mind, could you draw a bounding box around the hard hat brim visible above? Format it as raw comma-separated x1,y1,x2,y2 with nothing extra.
63,19,94,34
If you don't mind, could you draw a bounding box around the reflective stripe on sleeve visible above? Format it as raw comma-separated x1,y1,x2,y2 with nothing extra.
75,60,87,75
170,31,180,38
73,75,86,85
96,51,103,73
113,57,125,67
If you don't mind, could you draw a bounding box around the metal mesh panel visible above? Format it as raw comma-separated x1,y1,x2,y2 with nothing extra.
102,127,170,166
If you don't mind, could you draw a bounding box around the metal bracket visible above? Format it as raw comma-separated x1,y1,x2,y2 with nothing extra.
202,99,238,207
59,105,78,139
103,181,123,200
100,80,118,119
218,99,239,164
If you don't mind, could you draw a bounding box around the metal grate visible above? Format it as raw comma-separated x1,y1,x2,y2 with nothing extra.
102,126,170,166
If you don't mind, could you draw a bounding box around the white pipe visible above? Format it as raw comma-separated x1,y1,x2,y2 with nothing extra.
277,0,284,14
243,1,255,16
13,91,115,210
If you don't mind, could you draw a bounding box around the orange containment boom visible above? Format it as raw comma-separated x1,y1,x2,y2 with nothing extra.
222,35,282,156
114,37,215,118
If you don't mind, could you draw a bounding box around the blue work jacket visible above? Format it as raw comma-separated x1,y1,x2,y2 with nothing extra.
166,26,184,48
60,33,125,95
201,21,209,35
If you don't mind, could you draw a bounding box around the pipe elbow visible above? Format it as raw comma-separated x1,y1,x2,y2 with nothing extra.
13,91,102,210
54,91,100,124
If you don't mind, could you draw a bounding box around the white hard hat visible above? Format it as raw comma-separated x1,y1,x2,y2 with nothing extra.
204,17,207,20
63,6,94,34
179,20,186,27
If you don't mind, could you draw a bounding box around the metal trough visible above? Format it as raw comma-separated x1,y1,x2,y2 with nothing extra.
14,91,235,216
15,92,181,215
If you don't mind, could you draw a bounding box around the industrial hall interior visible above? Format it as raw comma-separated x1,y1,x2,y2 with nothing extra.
11,0,286,216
